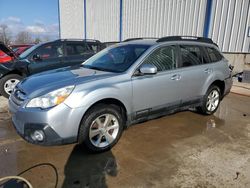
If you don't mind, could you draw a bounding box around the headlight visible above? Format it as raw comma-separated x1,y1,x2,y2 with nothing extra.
26,86,74,109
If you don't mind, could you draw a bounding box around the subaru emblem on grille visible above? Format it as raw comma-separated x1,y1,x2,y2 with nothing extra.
15,90,26,101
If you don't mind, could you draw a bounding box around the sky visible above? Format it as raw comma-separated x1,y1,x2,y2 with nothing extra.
0,0,59,41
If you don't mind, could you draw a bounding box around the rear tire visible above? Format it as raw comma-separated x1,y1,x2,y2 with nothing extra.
78,104,124,153
197,85,221,115
0,74,22,98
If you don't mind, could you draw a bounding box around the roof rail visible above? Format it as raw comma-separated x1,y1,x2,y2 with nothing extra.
60,38,101,43
123,37,158,42
61,38,85,41
84,39,101,43
156,36,215,45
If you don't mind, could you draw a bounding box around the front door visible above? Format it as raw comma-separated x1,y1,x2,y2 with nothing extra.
27,42,64,74
131,45,182,120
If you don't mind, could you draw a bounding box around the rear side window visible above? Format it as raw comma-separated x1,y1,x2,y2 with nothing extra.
143,45,177,72
205,47,223,63
66,43,88,56
179,45,205,67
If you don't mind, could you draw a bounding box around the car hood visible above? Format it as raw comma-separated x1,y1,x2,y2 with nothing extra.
18,66,117,98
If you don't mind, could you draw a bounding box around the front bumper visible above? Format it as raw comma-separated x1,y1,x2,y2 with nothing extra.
9,95,86,146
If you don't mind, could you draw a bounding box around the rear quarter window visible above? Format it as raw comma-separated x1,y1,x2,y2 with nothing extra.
87,43,103,53
205,47,223,63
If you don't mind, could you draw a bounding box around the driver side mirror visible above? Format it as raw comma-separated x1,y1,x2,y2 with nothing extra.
32,54,41,61
139,64,157,75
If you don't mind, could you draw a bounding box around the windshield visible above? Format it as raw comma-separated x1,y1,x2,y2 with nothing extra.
19,43,41,59
83,44,150,73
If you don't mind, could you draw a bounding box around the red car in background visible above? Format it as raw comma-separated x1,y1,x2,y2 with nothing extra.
0,50,12,63
11,44,33,56
0,44,33,63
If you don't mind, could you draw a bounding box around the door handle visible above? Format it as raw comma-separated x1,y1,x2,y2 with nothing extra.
204,68,212,74
171,74,181,81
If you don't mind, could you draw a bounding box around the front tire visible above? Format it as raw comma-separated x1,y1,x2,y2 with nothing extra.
197,85,221,115
0,74,22,98
78,104,124,153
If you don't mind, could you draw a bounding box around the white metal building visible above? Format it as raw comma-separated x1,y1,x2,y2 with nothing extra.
59,0,250,53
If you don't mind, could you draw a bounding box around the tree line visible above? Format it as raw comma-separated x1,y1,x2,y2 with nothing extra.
0,24,51,45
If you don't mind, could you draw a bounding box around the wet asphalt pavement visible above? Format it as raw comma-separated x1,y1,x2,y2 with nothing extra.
0,93,250,188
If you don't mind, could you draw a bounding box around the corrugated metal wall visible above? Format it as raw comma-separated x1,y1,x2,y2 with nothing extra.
209,0,250,53
59,0,84,39
122,0,207,40
59,0,250,53
86,0,120,42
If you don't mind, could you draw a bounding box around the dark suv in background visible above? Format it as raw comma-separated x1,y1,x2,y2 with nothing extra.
0,39,105,98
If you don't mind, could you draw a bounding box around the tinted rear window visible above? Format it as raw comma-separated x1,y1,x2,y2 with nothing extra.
205,47,223,63
87,42,103,53
179,45,205,67
66,43,88,56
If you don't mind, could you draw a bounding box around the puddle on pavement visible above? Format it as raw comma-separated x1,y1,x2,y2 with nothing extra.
206,119,217,130
0,94,249,187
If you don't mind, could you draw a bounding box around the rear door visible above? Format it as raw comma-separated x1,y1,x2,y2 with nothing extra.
27,42,64,74
63,42,94,66
175,45,212,105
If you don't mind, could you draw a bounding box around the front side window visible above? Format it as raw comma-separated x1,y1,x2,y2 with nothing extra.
33,43,63,60
83,44,149,73
142,45,176,72
179,45,205,67
19,44,40,59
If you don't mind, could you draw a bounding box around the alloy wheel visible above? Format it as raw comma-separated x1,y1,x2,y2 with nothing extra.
4,79,20,95
89,113,119,148
206,89,220,112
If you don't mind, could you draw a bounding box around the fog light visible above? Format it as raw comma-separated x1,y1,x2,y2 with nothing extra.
31,130,44,142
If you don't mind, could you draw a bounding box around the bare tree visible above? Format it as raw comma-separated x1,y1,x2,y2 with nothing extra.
42,35,51,42
0,24,12,45
34,37,42,44
15,31,32,44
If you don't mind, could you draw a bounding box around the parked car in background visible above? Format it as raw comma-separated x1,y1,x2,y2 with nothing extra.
0,44,33,64
9,36,232,152
11,44,34,56
0,50,13,63
0,39,104,98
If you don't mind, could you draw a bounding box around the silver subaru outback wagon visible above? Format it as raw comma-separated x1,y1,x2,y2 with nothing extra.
9,36,232,152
